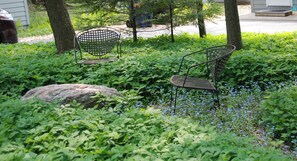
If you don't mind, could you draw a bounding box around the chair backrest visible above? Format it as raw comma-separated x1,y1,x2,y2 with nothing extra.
206,45,236,83
75,28,121,56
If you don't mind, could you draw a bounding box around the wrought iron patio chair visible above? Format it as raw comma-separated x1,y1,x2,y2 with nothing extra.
74,28,121,65
170,45,236,111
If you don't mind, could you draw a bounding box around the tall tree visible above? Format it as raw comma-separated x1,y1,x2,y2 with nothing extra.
130,0,138,42
224,0,242,50
44,0,76,53
197,0,206,37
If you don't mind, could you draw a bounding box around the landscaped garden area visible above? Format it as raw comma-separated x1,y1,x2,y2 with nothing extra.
1,31,297,160
0,1,297,160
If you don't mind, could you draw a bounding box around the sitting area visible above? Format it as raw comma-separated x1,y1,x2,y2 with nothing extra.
170,44,236,111
74,28,121,65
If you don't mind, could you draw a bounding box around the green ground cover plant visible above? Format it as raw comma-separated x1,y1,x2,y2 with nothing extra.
162,80,296,156
0,32,296,159
0,43,84,101
223,32,297,87
260,86,297,150
0,99,293,160
1,33,296,102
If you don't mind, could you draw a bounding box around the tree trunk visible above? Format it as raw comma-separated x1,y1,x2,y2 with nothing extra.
44,0,76,53
197,1,206,38
130,0,137,42
224,0,242,50
169,0,174,42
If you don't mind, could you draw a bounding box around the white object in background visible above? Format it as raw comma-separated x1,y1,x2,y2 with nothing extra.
0,9,13,20
266,0,292,6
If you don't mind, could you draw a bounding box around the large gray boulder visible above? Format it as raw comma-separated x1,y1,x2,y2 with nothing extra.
22,84,120,108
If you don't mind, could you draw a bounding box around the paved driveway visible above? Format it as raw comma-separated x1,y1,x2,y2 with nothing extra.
174,19,297,36
142,8,297,36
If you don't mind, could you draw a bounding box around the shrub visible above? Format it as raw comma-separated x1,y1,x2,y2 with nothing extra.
0,43,86,99
0,99,293,160
80,50,180,103
260,86,297,148
1,33,297,103
222,50,297,87
222,32,297,87
72,11,128,30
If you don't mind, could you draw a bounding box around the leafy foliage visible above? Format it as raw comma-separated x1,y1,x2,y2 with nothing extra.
166,84,265,136
223,32,297,87
1,33,297,103
73,0,222,26
223,50,297,87
72,10,128,30
0,99,293,160
2,29,297,159
21,0,221,37
0,43,85,100
260,86,297,149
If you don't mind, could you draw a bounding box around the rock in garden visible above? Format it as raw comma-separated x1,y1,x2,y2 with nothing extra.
22,84,120,108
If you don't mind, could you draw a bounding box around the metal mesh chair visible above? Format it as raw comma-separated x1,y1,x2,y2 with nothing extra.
170,45,236,110
74,28,121,65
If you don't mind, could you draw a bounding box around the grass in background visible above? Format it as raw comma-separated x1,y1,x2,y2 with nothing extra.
16,4,128,38
16,6,52,38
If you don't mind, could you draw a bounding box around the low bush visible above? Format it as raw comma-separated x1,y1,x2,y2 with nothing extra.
0,99,293,160
1,33,297,103
71,10,128,30
223,49,297,87
1,32,297,158
0,43,85,100
260,86,297,149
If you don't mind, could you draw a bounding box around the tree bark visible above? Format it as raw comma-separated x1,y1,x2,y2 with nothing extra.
224,0,242,50
197,1,206,38
44,0,76,53
169,0,174,42
130,0,137,42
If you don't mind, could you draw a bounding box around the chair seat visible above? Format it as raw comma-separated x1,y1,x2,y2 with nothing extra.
79,58,116,65
170,75,216,91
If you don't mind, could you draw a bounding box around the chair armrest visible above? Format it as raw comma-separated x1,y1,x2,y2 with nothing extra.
181,61,209,87
177,50,205,74
182,59,218,87
188,61,208,71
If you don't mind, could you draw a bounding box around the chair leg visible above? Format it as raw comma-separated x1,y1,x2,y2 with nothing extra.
212,91,220,109
169,86,179,114
170,86,174,106
119,43,122,57
173,87,179,114
207,91,220,109
74,52,78,64
215,92,220,108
